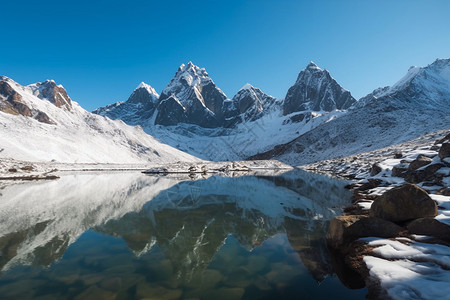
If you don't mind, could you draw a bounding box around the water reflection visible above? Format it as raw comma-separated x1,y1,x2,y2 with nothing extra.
0,170,366,299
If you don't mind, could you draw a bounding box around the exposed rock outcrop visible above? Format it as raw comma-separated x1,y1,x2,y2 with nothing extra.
369,184,437,222
327,215,403,250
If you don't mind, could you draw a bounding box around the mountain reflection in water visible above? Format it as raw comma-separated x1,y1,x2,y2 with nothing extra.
0,170,367,300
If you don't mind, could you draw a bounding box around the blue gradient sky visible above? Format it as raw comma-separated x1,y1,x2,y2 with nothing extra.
1,0,449,111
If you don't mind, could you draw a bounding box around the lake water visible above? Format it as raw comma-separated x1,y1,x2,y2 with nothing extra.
0,169,368,299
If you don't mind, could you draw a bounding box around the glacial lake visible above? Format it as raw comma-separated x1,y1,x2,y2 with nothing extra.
0,169,367,299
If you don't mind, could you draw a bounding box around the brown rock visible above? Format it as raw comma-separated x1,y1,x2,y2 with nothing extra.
404,163,444,184
369,184,437,222
435,132,450,145
358,179,383,191
370,163,382,176
407,218,450,241
394,152,403,159
436,187,450,196
408,155,433,171
327,215,403,250
392,163,408,178
439,143,450,160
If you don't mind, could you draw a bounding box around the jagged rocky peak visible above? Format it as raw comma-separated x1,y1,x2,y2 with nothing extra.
92,81,160,124
232,83,276,114
156,61,228,128
29,80,73,110
128,82,159,105
283,61,356,115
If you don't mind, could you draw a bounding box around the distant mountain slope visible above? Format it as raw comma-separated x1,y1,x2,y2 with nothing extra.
0,76,198,163
252,58,450,165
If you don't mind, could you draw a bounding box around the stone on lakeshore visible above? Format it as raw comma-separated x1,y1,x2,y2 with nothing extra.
327,215,403,250
407,218,450,241
369,184,437,222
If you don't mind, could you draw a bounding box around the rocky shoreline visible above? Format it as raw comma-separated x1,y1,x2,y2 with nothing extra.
323,130,450,299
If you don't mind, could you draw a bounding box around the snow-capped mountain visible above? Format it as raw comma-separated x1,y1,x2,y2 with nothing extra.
156,62,228,127
253,58,450,165
283,62,356,115
93,82,159,126
0,76,197,163
225,83,280,123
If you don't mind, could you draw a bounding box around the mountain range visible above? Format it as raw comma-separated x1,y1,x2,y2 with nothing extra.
1,58,449,164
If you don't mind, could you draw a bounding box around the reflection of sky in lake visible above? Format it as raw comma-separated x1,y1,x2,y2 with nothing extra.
0,170,367,299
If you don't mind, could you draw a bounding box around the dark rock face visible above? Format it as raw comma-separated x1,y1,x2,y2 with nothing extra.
439,143,450,160
408,154,433,171
127,87,157,109
155,96,187,126
283,62,356,115
155,62,227,128
407,218,450,241
327,215,403,249
370,163,382,176
369,184,437,222
227,84,278,123
33,80,72,110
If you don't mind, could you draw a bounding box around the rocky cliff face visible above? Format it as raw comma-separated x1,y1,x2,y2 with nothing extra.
283,62,356,115
155,62,228,128
225,83,278,123
0,77,54,124
29,80,73,110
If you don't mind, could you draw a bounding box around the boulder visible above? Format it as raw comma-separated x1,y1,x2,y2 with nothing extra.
369,184,437,222
370,163,382,176
408,154,433,171
434,132,450,145
407,218,450,241
404,163,444,184
394,152,403,159
392,163,408,178
439,143,450,160
358,179,383,191
327,215,403,250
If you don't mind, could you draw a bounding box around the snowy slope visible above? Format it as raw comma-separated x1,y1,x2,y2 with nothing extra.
0,76,198,164
253,58,450,165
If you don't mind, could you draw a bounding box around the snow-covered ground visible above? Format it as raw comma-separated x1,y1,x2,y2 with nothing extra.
145,107,345,161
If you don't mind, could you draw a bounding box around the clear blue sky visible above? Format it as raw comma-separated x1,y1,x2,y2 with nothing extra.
1,0,449,111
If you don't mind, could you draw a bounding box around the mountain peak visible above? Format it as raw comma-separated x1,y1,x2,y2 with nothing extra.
283,63,356,114
239,83,254,91
134,82,158,97
306,61,321,70
29,79,72,110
